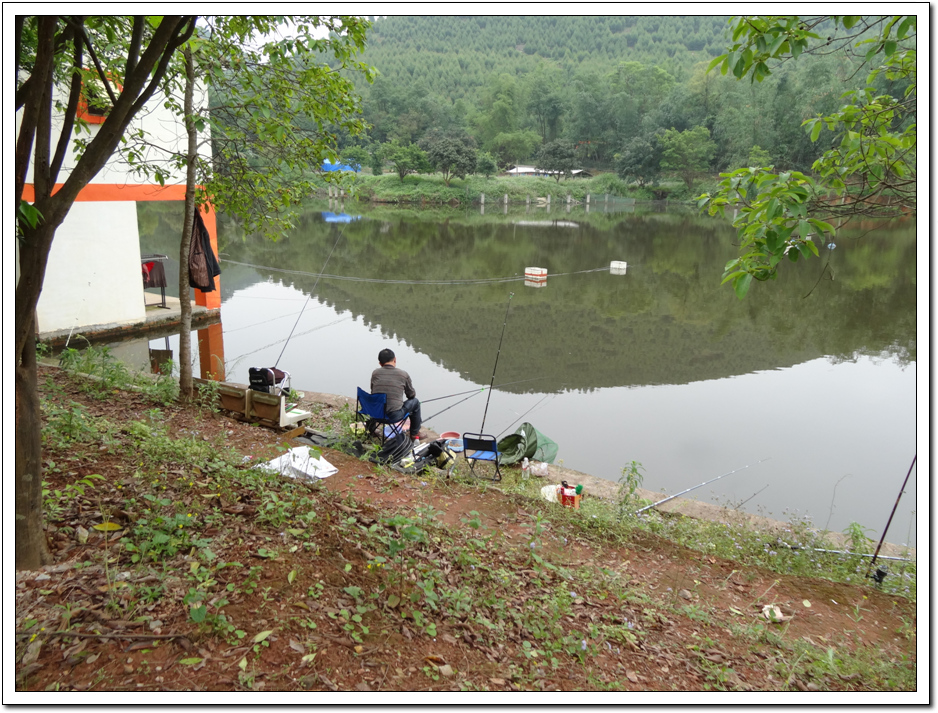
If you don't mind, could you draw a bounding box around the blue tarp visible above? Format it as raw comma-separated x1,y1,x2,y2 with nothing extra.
321,212,362,224
322,159,360,172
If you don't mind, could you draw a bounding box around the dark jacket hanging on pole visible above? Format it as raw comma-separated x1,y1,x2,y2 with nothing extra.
188,207,220,291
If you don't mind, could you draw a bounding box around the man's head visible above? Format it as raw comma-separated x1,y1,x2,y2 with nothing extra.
378,348,396,366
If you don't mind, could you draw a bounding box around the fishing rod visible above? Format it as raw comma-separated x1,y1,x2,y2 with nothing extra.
496,393,556,438
636,458,770,514
778,546,914,564
479,292,514,433
422,376,545,404
273,226,346,369
865,454,917,583
424,389,486,423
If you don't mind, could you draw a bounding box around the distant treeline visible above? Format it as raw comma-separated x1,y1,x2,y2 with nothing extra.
313,15,909,185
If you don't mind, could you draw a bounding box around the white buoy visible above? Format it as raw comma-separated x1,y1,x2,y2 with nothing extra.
524,266,547,288
610,261,628,275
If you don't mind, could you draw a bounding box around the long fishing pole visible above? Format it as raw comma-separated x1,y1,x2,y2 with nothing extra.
273,226,346,369
636,458,770,514
480,292,514,433
424,389,486,423
865,454,916,580
422,376,545,404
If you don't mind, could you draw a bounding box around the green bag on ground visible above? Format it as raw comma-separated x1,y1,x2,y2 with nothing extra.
496,422,558,465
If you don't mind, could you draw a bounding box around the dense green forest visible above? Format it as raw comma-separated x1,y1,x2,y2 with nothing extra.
317,15,910,181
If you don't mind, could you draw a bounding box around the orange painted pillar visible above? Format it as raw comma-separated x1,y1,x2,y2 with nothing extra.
195,203,221,309
198,322,226,381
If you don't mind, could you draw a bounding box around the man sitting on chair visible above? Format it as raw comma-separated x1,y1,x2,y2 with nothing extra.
371,348,423,441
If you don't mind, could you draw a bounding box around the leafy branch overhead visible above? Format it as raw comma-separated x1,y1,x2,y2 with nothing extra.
128,16,376,240
698,15,916,298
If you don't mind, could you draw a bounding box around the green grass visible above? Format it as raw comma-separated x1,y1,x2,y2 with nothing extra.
328,171,700,205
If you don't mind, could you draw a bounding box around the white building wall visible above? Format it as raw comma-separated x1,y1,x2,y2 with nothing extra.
35,201,146,336
21,79,208,187
18,73,211,337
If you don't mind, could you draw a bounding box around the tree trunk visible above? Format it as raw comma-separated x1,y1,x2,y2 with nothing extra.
177,46,198,400
15,313,52,570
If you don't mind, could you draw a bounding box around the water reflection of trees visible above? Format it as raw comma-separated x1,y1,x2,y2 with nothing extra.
219,205,916,392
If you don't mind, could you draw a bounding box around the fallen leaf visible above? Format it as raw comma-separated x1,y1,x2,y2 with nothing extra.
626,671,640,683
253,630,273,643
179,657,203,665
354,645,363,654
802,600,812,608
289,640,305,654
441,634,459,645
438,664,454,678
92,522,122,532
424,655,446,665
489,677,506,686
386,594,401,609
76,526,89,544
238,657,247,671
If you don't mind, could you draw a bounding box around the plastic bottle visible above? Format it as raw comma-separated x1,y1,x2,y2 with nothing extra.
521,457,530,480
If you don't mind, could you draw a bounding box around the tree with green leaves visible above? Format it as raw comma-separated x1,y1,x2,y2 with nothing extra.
490,130,541,167
382,140,430,182
340,145,371,172
423,135,477,186
615,132,663,187
134,16,373,398
15,15,198,570
659,125,716,190
534,139,576,182
475,151,498,178
698,15,916,299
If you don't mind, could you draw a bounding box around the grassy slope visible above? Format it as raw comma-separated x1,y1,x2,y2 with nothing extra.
15,352,918,694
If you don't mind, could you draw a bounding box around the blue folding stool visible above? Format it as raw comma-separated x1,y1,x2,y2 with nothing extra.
461,432,501,481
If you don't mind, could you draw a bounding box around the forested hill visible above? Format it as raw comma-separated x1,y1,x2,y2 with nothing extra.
358,15,731,100
328,15,895,179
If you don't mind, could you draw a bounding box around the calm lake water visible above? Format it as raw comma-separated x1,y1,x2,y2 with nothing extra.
134,199,919,548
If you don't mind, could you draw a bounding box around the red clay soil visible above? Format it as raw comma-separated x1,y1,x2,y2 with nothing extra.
14,366,918,699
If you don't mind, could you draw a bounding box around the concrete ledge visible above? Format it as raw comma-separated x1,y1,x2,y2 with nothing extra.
39,297,219,348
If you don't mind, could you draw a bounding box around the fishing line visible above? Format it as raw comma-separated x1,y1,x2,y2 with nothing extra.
636,458,771,514
424,389,486,423
480,292,514,433
496,393,556,438
273,227,346,369
421,377,545,404
226,316,352,371
220,258,608,285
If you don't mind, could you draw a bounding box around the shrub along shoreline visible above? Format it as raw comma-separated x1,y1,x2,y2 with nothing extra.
322,172,713,206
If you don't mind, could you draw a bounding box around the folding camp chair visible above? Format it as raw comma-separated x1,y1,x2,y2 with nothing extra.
355,387,411,446
462,432,501,482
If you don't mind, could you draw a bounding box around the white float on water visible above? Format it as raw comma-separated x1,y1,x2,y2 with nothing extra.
610,261,628,275
525,266,547,288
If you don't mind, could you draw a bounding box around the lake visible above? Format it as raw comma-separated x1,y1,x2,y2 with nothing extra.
134,199,919,548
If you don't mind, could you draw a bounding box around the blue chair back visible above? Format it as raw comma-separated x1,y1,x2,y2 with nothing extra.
357,387,388,420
